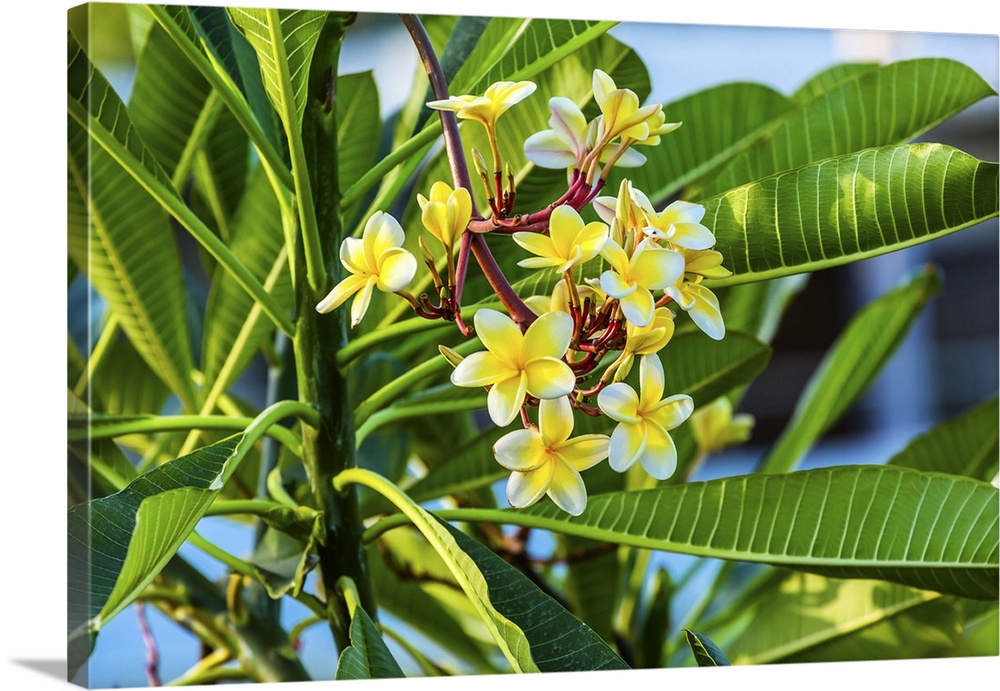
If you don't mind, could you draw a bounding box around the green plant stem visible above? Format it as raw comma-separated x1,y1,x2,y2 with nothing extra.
67,99,295,337
288,615,324,644
70,414,303,454
203,499,288,517
340,125,440,213
382,624,450,676
336,303,499,367
192,152,233,242
171,90,222,191
165,648,238,687
74,312,119,397
145,4,294,191
352,338,482,426
355,396,485,447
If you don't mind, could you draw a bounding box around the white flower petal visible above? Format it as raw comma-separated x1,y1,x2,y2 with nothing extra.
524,358,576,400
608,422,646,473
451,351,511,388
349,276,378,327
524,130,578,169
506,464,554,509
547,462,588,516
488,372,529,427
522,310,574,360
376,249,417,292
538,396,574,444
597,383,641,423
638,422,678,480
619,288,656,327
473,309,523,366
315,274,368,313
493,428,548,471
556,435,610,471
638,354,665,410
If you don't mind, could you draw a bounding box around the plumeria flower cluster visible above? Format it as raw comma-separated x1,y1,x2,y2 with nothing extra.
317,70,733,515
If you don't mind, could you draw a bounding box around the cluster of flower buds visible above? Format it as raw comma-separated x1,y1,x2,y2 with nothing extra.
317,70,735,515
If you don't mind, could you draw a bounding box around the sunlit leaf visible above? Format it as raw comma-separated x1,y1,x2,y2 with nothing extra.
703,144,998,286
696,58,995,198
442,521,629,671
452,465,1000,600
727,573,960,664
68,31,197,410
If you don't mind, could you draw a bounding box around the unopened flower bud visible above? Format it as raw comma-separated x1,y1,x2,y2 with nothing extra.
438,344,465,368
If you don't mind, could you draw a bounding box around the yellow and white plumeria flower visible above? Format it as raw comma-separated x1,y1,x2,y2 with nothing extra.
599,238,684,327
665,280,726,341
689,397,754,457
592,69,663,143
450,309,576,426
513,205,608,274
616,306,676,380
524,96,645,170
417,181,472,251
427,80,536,132
597,355,693,480
636,195,716,250
493,396,610,515
315,211,417,327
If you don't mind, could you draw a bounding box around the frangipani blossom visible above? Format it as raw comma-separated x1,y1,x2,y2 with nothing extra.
592,69,663,143
493,396,609,515
665,280,726,340
513,205,608,274
638,197,716,250
689,397,754,456
600,238,685,327
417,181,472,250
616,307,675,380
450,309,576,426
315,211,416,327
524,97,645,170
597,355,693,480
427,80,536,131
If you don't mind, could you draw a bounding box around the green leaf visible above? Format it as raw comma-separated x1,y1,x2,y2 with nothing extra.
335,604,406,680
367,532,501,673
449,17,617,96
68,32,197,410
337,71,381,193
67,400,307,663
703,144,998,287
684,628,731,666
437,465,1000,600
442,521,629,672
227,7,327,130
619,82,796,207
189,5,283,151
696,58,996,198
68,436,241,641
201,167,290,388
90,337,172,416
759,266,941,474
249,526,319,599
889,397,999,481
715,274,809,344
727,573,960,664
792,62,879,104
340,468,539,672
129,21,211,178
